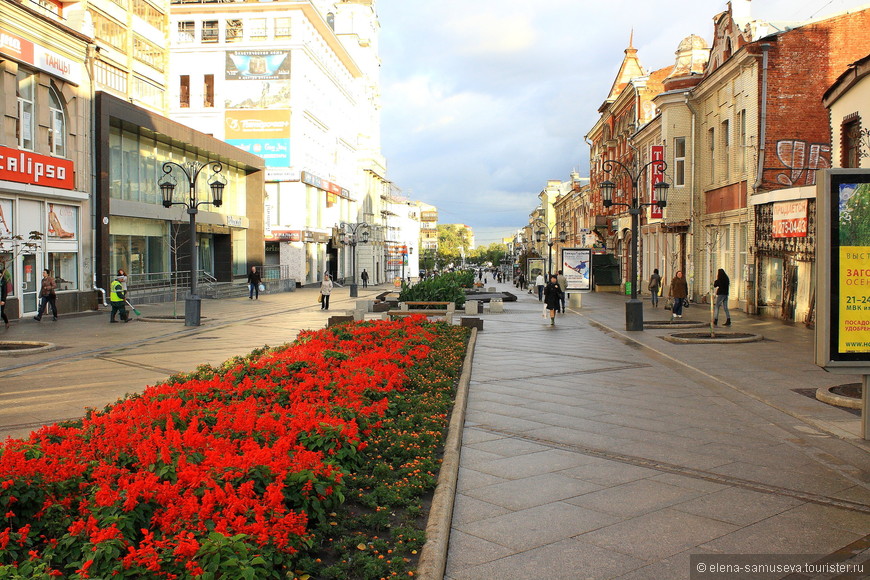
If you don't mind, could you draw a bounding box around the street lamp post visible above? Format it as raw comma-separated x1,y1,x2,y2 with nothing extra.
600,158,669,332
158,160,226,327
340,222,369,298
533,219,567,277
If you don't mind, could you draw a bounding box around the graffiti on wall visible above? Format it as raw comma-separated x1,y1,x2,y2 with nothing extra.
775,140,830,187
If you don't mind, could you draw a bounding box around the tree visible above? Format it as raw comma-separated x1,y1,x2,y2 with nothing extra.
436,225,471,267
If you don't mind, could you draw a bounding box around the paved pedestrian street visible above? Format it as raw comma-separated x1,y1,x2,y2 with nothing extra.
0,282,868,579
445,281,870,579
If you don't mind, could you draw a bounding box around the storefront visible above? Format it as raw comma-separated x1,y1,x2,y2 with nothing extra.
94,93,265,293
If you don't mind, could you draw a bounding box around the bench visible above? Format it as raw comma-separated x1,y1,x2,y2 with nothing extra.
385,309,453,323
400,301,456,312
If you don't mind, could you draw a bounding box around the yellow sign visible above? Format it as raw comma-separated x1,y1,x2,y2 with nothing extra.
839,247,870,353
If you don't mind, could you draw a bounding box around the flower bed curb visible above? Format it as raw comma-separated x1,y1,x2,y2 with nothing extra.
816,384,862,410
661,332,764,344
0,341,56,356
416,327,478,579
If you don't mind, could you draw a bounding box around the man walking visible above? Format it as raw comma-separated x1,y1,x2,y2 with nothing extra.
361,269,369,288
110,275,129,323
556,270,567,313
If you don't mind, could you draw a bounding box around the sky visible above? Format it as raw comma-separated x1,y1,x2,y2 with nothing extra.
376,0,870,247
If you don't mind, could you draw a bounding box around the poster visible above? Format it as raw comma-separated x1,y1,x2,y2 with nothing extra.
527,258,544,284
837,182,870,353
47,203,76,240
0,198,12,239
562,248,592,291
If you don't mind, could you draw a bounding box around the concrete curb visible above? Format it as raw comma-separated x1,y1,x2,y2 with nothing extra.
417,327,477,580
816,384,862,410
662,332,764,344
0,341,56,356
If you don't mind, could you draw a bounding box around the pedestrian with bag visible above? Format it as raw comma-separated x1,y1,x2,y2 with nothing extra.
535,273,545,301
713,268,731,326
109,274,129,323
668,270,689,319
543,274,563,326
0,263,9,329
648,268,662,308
556,269,567,313
320,274,333,310
247,266,262,300
34,269,58,322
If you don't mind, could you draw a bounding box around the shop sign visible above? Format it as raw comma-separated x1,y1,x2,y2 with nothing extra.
772,199,808,238
300,171,351,199
0,27,80,84
226,215,244,227
650,145,664,219
268,230,301,242
0,146,74,190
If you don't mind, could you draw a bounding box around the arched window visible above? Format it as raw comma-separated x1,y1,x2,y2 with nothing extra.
49,85,66,157
327,12,335,30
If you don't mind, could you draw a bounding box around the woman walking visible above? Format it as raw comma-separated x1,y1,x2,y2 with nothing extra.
320,274,333,310
648,268,662,308
0,263,8,329
668,270,689,319
713,268,731,326
543,274,563,326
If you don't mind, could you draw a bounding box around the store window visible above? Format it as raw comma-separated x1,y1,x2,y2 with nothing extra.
48,86,66,157
110,217,169,278
762,257,783,306
48,253,78,290
16,70,36,150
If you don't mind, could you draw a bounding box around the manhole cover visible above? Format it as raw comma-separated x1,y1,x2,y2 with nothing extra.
0,341,56,355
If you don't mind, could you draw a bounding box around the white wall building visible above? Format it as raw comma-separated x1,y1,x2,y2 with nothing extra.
168,0,383,285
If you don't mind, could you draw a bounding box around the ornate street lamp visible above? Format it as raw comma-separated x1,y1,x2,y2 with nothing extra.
600,158,669,331
158,160,226,326
340,221,369,297
533,219,567,277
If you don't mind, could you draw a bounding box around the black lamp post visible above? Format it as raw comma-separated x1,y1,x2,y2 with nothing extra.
340,221,369,297
600,158,669,331
158,160,226,326
533,219,567,277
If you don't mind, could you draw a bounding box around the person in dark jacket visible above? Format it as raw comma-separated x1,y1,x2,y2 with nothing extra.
713,268,731,326
543,274,563,326
247,266,262,300
0,264,8,329
668,270,689,318
34,269,57,322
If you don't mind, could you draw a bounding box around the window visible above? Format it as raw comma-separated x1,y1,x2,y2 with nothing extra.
738,109,747,172
178,21,195,43
708,127,715,183
202,20,218,43
275,17,291,38
16,70,35,150
133,36,164,71
179,75,190,108
132,77,164,111
226,19,243,43
250,18,267,40
94,59,127,93
204,74,214,108
48,253,79,291
133,0,165,32
722,119,730,178
91,10,127,50
842,116,861,168
674,137,686,186
48,86,66,157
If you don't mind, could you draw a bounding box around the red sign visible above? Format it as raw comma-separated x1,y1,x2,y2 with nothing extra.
650,145,664,219
772,199,808,238
0,29,34,62
0,146,75,190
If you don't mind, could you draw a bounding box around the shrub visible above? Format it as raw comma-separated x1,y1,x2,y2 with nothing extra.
398,271,474,306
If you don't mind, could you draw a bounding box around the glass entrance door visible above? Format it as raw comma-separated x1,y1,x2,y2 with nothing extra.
21,254,39,313
198,234,213,276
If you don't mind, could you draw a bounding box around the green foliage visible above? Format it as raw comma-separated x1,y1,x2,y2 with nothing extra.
436,225,471,265
398,271,474,306
840,183,870,246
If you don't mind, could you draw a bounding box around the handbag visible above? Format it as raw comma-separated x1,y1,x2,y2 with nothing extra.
664,297,673,311
258,283,265,292
318,293,323,303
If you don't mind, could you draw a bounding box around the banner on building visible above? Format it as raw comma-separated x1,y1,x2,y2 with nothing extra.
46,203,77,240
650,145,664,219
0,146,75,190
225,109,290,167
225,50,290,81
815,169,870,372
562,248,592,292
772,199,808,238
0,26,81,84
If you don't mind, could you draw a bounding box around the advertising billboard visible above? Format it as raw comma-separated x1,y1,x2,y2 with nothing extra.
527,258,544,284
562,248,592,292
225,109,290,167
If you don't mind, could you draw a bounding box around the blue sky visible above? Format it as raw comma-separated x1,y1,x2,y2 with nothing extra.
377,0,870,246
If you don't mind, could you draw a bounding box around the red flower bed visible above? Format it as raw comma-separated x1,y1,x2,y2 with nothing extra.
0,317,462,578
